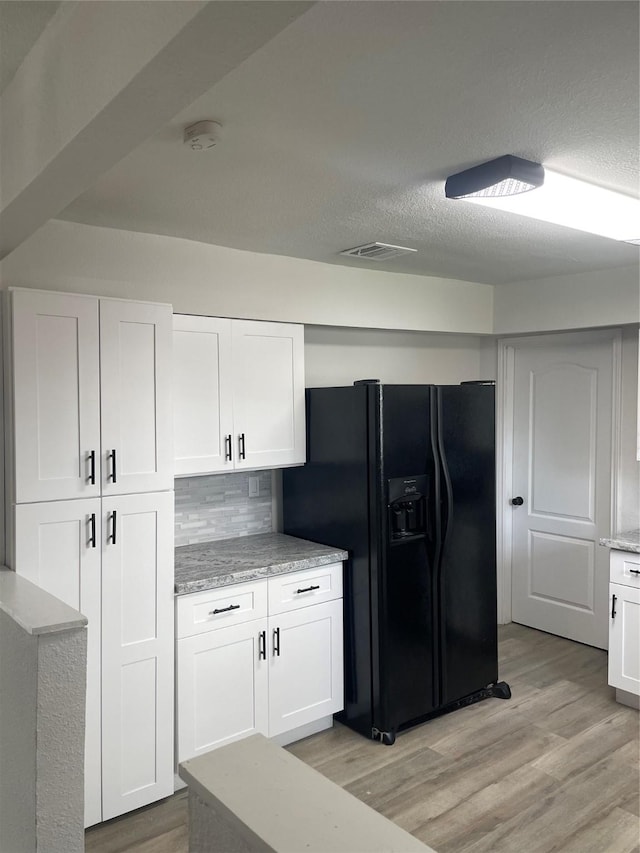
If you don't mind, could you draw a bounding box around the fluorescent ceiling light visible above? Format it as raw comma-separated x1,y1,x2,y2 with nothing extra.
445,156,640,243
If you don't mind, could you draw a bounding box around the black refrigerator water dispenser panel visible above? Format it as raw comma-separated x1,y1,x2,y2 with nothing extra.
387,475,429,541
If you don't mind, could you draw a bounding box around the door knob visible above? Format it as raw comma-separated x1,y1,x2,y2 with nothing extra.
510,496,524,506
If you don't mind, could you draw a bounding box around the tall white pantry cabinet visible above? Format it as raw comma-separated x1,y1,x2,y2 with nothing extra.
4,288,174,827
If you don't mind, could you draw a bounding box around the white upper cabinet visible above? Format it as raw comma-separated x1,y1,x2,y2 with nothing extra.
173,315,233,476
8,289,173,502
100,299,173,495
11,289,101,502
173,316,305,475
231,320,305,471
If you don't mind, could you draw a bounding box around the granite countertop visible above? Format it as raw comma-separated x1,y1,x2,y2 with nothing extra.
599,529,640,554
174,533,349,595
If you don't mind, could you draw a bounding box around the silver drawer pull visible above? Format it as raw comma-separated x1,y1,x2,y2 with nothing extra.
209,604,241,615
296,584,320,594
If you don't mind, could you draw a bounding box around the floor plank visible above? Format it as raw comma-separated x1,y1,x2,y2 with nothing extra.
85,624,639,852
458,753,639,853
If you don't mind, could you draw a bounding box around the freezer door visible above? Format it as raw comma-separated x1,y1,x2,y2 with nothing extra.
379,537,437,729
436,384,498,705
374,385,439,731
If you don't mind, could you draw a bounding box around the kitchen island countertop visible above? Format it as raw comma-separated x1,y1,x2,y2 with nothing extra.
599,529,640,554
175,533,349,595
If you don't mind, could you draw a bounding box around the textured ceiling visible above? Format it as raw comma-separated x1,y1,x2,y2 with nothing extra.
36,3,640,283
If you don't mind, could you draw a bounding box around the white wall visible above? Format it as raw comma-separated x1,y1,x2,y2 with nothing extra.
4,220,636,339
494,265,639,334
0,613,37,852
0,610,86,853
2,218,635,532
304,326,490,387
0,220,494,334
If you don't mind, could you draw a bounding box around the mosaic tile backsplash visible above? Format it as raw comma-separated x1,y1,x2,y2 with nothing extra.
174,471,273,547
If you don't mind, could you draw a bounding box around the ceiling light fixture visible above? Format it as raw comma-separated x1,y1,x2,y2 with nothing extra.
445,155,639,243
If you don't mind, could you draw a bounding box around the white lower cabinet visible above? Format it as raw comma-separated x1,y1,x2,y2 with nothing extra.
177,617,269,759
14,498,103,827
608,550,640,704
176,564,344,764
12,491,174,826
268,599,344,737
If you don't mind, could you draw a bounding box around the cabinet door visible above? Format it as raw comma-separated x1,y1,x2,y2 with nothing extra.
13,498,102,828
11,289,101,503
269,599,343,737
609,583,640,696
100,300,173,495
232,320,305,470
173,315,234,476
101,491,174,820
176,618,269,764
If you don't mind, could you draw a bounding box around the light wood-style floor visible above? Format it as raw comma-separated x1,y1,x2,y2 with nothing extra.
85,624,640,853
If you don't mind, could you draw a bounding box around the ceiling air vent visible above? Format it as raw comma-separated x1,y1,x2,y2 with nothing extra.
340,242,417,261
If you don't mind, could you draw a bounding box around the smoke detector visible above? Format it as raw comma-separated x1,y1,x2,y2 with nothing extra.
340,242,417,261
183,120,221,151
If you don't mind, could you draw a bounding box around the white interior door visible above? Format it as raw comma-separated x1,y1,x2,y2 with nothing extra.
510,331,618,649
13,498,102,827
101,491,174,820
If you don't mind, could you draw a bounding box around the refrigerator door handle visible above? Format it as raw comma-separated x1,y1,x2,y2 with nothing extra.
429,386,442,562
436,389,454,557
438,447,454,557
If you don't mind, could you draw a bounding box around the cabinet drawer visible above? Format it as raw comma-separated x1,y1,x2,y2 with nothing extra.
610,550,640,587
268,563,343,615
176,581,267,639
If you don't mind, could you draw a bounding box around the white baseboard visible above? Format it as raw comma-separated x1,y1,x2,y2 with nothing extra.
174,716,336,791
616,688,640,710
270,716,334,747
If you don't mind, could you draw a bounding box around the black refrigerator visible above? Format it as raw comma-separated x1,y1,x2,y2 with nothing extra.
282,381,509,745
